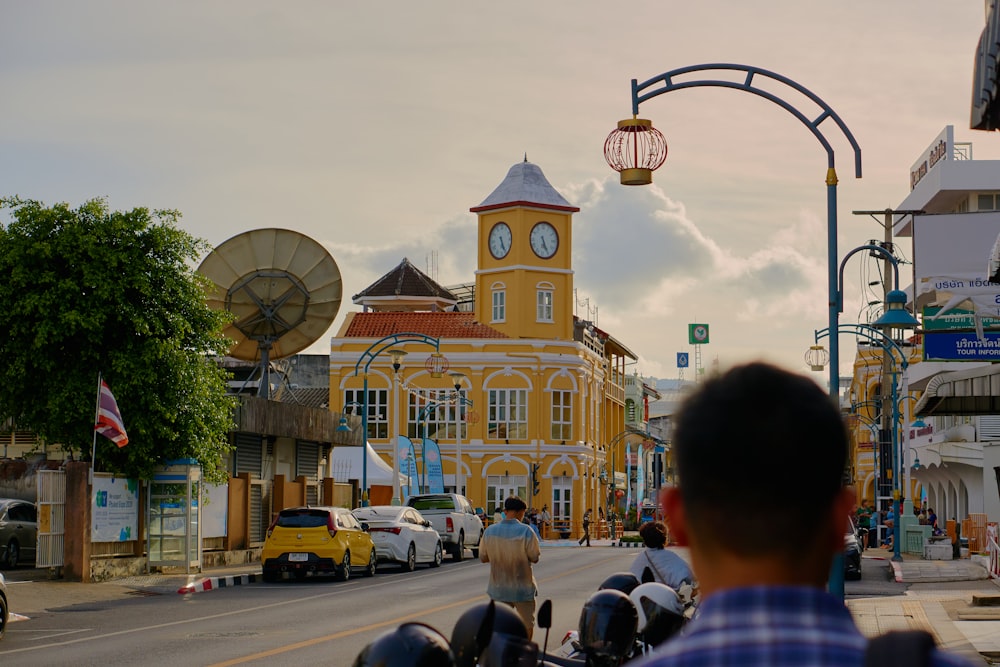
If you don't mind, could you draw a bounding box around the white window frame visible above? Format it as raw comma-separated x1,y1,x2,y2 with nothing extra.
551,390,572,441
536,282,554,322
552,475,572,522
491,282,506,322
488,388,528,440
344,388,389,439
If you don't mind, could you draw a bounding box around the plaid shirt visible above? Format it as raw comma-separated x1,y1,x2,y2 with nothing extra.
632,585,974,667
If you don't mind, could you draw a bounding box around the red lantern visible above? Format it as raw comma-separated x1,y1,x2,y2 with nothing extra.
425,352,449,378
604,118,667,186
615,489,625,499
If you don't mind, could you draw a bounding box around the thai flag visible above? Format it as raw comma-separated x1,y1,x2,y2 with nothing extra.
95,380,129,447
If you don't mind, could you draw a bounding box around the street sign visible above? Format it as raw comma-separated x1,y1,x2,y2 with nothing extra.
924,332,1000,361
923,306,1000,331
677,352,689,368
688,323,709,345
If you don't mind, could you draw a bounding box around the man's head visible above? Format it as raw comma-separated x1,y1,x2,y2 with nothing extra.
639,521,668,549
504,496,527,516
662,362,850,582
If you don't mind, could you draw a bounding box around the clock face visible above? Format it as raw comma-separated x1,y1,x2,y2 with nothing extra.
488,222,512,259
530,222,559,259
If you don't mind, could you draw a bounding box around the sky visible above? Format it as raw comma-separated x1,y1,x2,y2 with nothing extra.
2,2,998,385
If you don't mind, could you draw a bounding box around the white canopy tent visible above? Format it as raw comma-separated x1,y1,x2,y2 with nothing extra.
329,442,405,485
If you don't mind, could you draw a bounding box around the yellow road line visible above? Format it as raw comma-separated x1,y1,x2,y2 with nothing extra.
207,555,621,666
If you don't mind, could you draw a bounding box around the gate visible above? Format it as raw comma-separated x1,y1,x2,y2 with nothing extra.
36,469,66,568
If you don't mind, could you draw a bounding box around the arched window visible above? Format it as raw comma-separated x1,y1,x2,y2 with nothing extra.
491,281,506,322
536,281,554,322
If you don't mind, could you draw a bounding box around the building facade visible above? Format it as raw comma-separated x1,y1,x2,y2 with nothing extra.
329,159,654,534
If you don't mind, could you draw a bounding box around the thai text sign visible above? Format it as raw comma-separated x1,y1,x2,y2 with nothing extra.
922,306,1000,331
924,332,1000,361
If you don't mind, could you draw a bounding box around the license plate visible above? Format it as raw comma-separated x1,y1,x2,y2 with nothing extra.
288,553,308,562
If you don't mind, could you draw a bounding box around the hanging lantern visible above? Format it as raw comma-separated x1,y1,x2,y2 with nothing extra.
604,117,668,186
425,352,449,378
804,344,829,372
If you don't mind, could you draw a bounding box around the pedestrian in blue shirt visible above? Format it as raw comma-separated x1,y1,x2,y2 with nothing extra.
479,495,540,639
632,362,974,667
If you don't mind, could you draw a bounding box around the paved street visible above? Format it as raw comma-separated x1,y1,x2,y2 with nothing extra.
2,542,998,665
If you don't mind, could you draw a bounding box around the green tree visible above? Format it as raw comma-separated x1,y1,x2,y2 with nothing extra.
0,197,237,484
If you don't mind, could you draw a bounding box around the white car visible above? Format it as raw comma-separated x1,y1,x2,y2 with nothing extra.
352,506,443,572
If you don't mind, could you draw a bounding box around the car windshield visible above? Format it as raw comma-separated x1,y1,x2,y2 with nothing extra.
409,496,455,511
276,509,330,529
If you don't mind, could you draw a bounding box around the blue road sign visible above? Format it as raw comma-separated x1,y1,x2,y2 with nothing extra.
677,352,689,368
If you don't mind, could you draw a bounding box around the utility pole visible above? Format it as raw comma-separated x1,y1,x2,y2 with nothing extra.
852,208,922,528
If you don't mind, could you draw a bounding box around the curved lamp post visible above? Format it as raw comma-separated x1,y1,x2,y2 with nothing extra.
604,428,646,539
807,242,919,601
605,64,862,404
352,333,445,506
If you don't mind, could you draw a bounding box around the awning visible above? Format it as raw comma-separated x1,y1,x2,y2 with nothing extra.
913,363,1000,416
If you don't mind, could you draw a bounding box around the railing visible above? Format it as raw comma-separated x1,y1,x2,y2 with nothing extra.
987,523,999,580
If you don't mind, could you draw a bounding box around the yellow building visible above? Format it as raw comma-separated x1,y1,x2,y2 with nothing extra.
846,337,922,509
329,159,639,536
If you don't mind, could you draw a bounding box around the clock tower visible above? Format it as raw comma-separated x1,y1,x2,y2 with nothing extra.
471,158,579,340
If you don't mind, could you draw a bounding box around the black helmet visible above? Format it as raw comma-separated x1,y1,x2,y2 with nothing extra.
478,632,538,667
578,589,638,665
598,571,640,595
451,601,527,667
354,622,455,667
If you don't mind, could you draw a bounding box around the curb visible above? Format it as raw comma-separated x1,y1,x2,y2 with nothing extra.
613,541,642,548
178,573,259,594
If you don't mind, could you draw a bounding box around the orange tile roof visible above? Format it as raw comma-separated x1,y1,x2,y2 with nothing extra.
342,312,509,339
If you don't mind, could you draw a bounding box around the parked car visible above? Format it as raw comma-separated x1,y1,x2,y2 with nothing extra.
0,571,8,640
405,493,483,561
352,506,443,571
0,498,37,569
261,506,376,582
844,518,862,581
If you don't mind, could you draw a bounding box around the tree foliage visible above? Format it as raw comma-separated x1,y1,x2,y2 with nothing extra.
0,197,237,484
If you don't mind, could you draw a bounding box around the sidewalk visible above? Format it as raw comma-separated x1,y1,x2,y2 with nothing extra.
849,548,1000,665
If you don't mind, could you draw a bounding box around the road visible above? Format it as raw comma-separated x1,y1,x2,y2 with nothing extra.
0,545,639,666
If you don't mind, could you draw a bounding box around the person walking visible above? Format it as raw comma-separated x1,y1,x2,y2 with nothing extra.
578,508,592,546
479,495,541,639
632,362,974,667
538,504,551,540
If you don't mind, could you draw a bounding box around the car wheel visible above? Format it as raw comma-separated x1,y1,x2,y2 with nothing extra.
430,542,442,568
364,549,377,578
452,532,465,562
335,551,351,581
0,592,7,641
402,543,416,572
1,541,19,569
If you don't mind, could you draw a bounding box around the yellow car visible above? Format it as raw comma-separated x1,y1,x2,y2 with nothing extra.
261,506,376,582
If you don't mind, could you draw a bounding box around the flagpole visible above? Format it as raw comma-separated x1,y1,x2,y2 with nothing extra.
90,372,102,485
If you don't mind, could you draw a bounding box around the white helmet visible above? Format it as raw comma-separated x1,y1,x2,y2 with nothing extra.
629,582,686,647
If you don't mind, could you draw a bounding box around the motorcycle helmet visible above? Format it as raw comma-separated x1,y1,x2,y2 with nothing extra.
578,589,638,665
597,571,640,595
478,632,539,667
354,622,455,667
630,582,687,647
451,601,528,667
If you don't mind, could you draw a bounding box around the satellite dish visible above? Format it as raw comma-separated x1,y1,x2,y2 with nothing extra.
198,228,342,398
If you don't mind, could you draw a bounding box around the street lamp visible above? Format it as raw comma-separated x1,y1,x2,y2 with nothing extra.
604,428,645,540
352,333,443,507
449,371,469,496
606,63,862,404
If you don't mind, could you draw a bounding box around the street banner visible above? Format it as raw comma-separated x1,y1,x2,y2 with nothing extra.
626,442,632,511
636,443,645,507
922,306,1000,331
423,438,445,494
398,436,419,498
91,475,139,542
